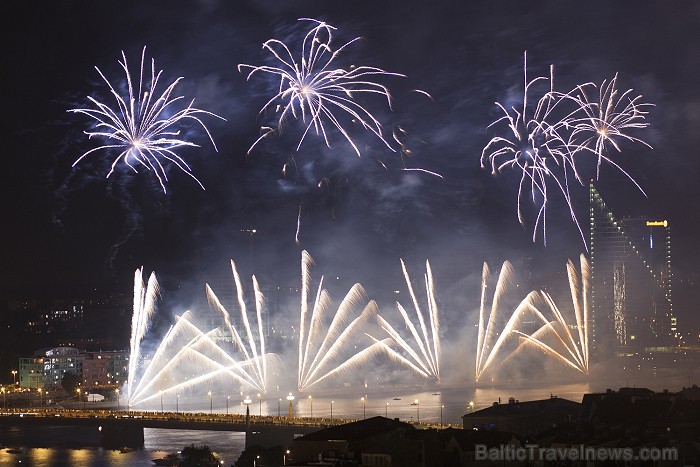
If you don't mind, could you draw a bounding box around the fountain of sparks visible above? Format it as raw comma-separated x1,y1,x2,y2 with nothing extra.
475,255,590,381
297,251,389,392
205,260,274,393
372,259,441,382
127,268,159,406
126,263,280,409
481,51,652,248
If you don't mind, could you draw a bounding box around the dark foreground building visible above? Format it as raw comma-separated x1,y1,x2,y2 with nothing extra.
288,416,442,466
461,395,580,438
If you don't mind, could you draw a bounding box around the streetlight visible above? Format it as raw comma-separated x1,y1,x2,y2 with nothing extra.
469,401,475,412
414,400,419,423
258,393,262,416
244,395,252,419
208,391,212,414
331,400,334,421
440,404,444,428
286,393,295,417
308,395,313,418
226,396,230,415
77,388,86,410
1,387,5,409
284,449,290,465
278,398,281,417
361,397,366,419
11,370,17,385
253,455,260,467
38,388,43,408
116,388,120,410
159,390,163,413
385,402,388,418
176,394,180,414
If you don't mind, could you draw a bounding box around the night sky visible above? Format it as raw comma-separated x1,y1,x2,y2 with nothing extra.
5,1,700,330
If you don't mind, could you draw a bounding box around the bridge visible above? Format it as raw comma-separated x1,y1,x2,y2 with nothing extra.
0,408,338,449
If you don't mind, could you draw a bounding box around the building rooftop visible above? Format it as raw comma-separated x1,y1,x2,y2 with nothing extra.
437,427,521,450
462,396,580,419
295,416,414,442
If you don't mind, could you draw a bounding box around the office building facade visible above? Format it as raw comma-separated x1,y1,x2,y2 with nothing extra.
589,185,674,355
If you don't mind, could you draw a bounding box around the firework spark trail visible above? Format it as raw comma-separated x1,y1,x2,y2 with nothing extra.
205,260,270,392
510,330,587,373
301,283,358,383
128,268,159,406
130,311,208,401
400,168,444,178
540,293,586,369
239,18,405,157
581,255,590,366
205,286,262,387
366,334,430,378
252,276,267,395
567,254,590,368
425,261,441,375
130,313,279,407
230,262,264,389
301,301,379,390
476,290,541,382
69,46,224,192
297,251,381,391
475,261,515,380
482,52,652,247
475,263,489,381
376,315,433,377
295,204,303,245
131,317,244,403
302,339,390,388
130,314,269,404
131,347,266,407
402,260,438,376
520,255,591,373
299,280,331,385
376,259,440,382
298,251,313,388
499,324,553,368
556,75,653,184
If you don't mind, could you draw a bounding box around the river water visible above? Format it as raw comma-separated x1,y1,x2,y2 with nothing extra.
0,427,245,466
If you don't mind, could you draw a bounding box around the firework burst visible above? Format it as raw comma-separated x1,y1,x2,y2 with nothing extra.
482,52,652,247
239,18,404,156
69,46,224,192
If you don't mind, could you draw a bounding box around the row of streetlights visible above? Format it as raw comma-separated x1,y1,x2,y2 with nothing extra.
118,391,475,425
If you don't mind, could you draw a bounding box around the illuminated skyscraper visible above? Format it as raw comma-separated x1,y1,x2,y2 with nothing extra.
589,185,674,356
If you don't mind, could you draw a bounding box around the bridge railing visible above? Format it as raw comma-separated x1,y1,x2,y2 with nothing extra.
0,407,357,428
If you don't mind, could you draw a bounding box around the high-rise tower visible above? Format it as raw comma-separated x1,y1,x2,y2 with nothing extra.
589,184,674,356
